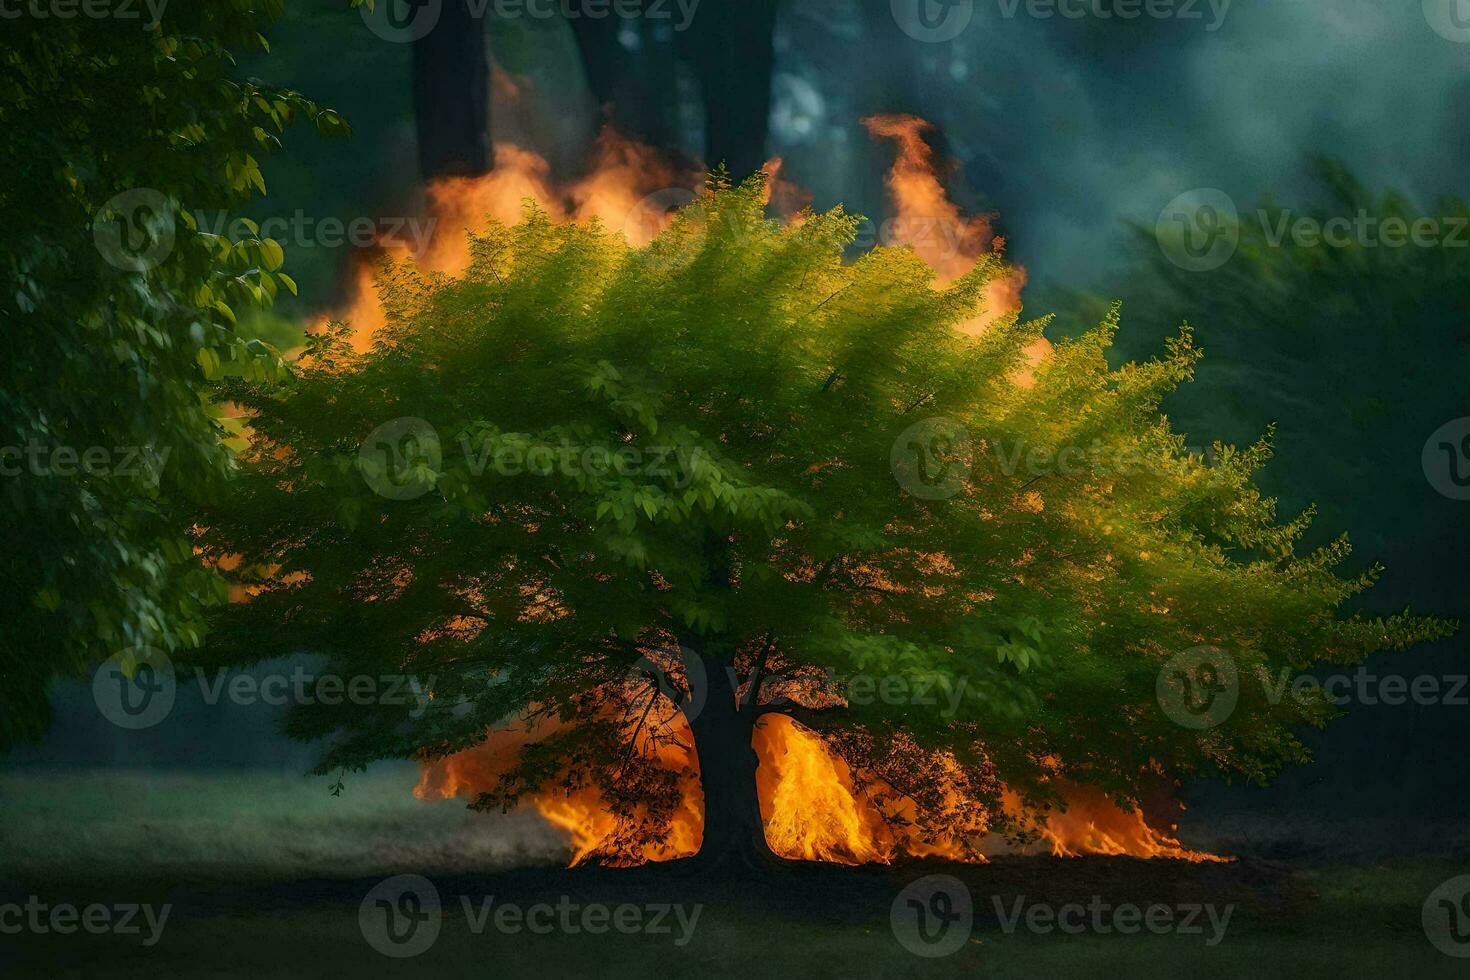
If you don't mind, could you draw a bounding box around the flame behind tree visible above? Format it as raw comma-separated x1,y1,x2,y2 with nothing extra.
199,174,1449,870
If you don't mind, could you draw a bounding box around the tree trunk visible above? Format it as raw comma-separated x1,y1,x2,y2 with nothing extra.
680,646,778,871
411,0,490,181
677,0,779,180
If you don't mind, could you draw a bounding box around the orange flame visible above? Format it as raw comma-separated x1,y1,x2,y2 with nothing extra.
314,117,1037,355
862,113,1027,336
314,130,693,349
418,712,1218,865
1022,783,1223,862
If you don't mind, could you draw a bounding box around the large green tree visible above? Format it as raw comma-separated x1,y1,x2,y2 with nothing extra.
0,3,344,747
1042,161,1470,811
200,176,1448,867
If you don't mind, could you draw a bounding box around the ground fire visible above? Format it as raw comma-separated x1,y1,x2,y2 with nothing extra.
415,704,1220,865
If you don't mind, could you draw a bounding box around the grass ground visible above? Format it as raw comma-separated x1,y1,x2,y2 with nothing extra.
2,770,1465,976
1,858,1463,978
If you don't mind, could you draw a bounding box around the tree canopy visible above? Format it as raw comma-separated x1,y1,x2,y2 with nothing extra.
0,4,344,747
199,174,1450,863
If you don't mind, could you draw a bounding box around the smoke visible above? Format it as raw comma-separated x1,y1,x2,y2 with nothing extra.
770,0,1470,293
0,768,567,879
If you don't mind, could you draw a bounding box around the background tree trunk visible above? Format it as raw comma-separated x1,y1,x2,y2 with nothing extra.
411,0,490,180
678,0,780,180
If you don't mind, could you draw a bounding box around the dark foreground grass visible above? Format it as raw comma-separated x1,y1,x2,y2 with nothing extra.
0,857,1462,978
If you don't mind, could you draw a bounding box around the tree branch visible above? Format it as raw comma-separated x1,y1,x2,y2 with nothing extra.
755,698,847,728
739,630,777,709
